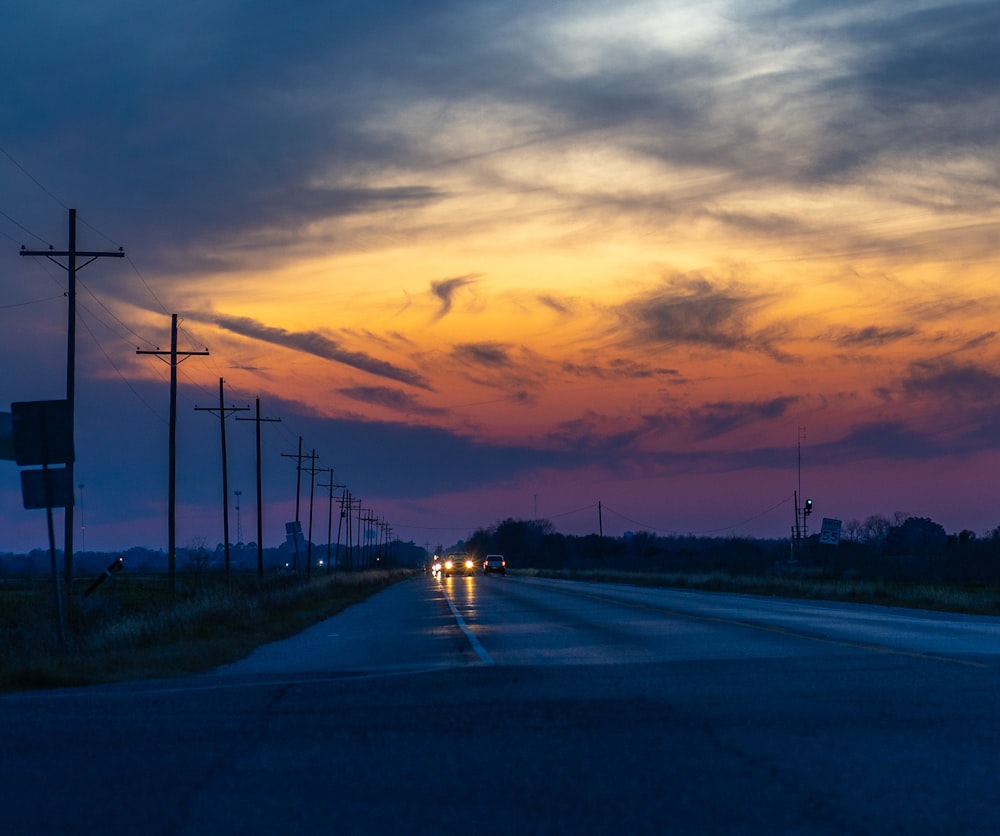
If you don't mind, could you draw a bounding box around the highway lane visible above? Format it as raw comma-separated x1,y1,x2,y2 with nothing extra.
3,574,1000,835
452,575,1000,663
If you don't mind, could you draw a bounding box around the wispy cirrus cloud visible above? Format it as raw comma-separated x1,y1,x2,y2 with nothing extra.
901,358,1000,404
616,274,794,360
688,396,800,440
337,385,445,415
452,342,512,368
832,325,918,347
212,314,432,389
430,275,479,320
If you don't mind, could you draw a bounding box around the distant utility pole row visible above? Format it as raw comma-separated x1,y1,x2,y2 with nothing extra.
15,208,401,591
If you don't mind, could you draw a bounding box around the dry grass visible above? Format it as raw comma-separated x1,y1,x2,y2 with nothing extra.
0,569,413,693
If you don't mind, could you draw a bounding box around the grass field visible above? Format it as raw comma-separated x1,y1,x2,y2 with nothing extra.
0,568,413,693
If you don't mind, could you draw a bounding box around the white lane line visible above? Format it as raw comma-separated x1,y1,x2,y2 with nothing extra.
442,588,495,666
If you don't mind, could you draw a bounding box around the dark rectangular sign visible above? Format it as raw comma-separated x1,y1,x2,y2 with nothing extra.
21,467,75,510
11,400,73,466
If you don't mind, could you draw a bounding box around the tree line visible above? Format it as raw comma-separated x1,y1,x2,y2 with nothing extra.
454,514,1000,585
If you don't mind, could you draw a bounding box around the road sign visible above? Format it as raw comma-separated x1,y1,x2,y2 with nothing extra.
819,517,842,545
21,467,75,509
0,411,13,460
11,400,74,466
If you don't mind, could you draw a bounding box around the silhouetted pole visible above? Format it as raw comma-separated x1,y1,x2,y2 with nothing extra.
195,379,249,577
20,208,124,589
305,448,318,579
336,489,348,572
137,314,209,592
237,398,280,578
281,437,306,571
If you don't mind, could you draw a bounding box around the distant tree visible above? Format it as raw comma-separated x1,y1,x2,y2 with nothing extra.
184,537,212,574
860,514,891,548
842,519,864,543
884,516,947,557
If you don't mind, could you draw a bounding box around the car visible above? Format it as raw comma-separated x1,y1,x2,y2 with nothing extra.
483,554,506,576
443,553,476,577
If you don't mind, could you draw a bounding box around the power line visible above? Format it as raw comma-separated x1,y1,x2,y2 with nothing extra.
601,494,794,536
0,208,51,247
0,143,68,210
0,293,64,310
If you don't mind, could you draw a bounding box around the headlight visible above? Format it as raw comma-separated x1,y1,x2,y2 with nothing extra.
465,560,473,569
445,560,454,570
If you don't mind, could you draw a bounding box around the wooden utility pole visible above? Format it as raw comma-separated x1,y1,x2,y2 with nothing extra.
19,208,124,589
281,438,317,572
304,448,320,579
136,314,209,592
317,471,345,576
194,379,249,577
236,398,280,578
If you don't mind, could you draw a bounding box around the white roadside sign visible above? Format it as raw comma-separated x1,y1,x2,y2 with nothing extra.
819,517,842,545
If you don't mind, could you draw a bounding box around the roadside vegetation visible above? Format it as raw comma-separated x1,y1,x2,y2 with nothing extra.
0,568,413,694
512,568,1000,616
461,515,1000,616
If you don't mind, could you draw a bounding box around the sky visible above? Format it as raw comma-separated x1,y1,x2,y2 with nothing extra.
2,0,999,554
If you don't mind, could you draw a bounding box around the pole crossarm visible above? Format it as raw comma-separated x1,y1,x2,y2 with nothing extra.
21,247,125,272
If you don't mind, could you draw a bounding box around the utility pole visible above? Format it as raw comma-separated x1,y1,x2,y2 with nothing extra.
598,500,604,538
78,483,85,551
304,448,320,579
195,379,249,578
136,314,209,593
234,490,243,545
281,437,314,571
336,489,349,572
20,208,124,590
236,398,280,578
317,470,344,577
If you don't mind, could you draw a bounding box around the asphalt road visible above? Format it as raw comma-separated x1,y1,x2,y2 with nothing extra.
4,573,1000,835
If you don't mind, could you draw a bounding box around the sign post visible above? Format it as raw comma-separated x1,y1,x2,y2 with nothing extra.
7,400,75,645
819,517,842,580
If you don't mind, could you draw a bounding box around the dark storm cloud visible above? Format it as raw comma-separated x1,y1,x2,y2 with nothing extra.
430,275,479,320
616,275,792,359
212,314,431,389
337,385,445,416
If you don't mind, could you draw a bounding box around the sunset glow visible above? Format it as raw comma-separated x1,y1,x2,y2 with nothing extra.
2,0,998,552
